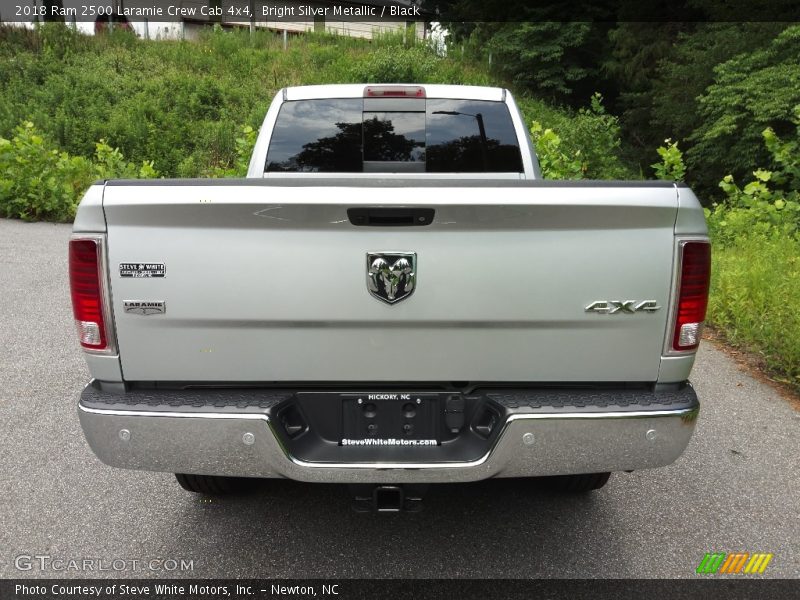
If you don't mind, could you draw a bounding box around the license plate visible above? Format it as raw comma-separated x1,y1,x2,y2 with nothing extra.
340,393,441,446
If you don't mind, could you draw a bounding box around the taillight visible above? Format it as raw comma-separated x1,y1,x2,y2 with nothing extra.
69,237,110,352
671,241,711,352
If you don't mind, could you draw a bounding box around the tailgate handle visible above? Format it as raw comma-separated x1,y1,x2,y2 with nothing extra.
347,208,434,227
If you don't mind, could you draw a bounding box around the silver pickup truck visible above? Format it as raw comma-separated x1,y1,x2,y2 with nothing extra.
71,84,709,509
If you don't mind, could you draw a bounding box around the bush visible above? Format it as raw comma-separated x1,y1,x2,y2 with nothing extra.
0,121,92,221
94,139,159,180
522,93,633,179
0,122,158,222
706,109,800,246
651,139,686,182
529,122,583,179
347,45,439,82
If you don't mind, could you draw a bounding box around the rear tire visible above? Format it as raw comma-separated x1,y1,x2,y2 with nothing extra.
543,472,611,492
174,473,258,495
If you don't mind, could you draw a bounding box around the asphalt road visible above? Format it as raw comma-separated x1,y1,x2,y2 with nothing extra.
1,218,798,579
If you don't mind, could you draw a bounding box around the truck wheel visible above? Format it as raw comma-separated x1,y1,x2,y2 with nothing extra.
174,473,257,495
544,472,611,492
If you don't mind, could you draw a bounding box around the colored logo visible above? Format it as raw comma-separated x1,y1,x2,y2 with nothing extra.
696,552,773,574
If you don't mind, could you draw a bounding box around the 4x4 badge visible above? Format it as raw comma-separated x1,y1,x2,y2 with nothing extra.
585,300,661,314
366,252,416,305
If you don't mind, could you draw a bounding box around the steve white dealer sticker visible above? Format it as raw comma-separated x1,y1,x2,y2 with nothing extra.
119,263,166,278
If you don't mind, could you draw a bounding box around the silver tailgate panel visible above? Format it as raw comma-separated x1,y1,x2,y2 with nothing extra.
104,185,677,383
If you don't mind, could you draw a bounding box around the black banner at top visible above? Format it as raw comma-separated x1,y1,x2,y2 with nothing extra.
1,0,799,23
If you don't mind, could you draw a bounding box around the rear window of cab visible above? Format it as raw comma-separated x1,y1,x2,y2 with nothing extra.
265,98,524,173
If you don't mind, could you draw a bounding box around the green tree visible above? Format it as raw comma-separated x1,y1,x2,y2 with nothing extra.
485,22,607,102
603,22,691,150
439,3,611,104
649,23,786,151
687,25,800,194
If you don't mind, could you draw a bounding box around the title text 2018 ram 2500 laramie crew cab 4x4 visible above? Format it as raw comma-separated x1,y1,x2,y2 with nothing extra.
71,85,709,509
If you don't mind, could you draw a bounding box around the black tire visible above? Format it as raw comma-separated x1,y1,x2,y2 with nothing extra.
543,472,611,492
174,473,258,495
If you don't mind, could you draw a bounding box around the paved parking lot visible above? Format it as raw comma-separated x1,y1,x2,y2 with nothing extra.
1,219,797,579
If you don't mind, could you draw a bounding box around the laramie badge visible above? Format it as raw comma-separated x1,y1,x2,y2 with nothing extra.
123,300,166,316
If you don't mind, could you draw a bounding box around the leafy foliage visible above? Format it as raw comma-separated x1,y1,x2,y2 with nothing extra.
687,26,800,195
651,139,685,182
628,111,800,389
603,22,689,146
0,121,157,222
523,93,632,179
648,23,785,159
0,25,474,178
203,125,257,178
485,22,597,100
347,45,438,83
433,19,799,196
0,121,91,221
706,114,800,245
595,22,794,194
529,123,583,180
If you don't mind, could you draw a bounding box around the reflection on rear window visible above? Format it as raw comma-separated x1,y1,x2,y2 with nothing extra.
265,98,523,173
363,112,425,162
266,99,362,172
426,99,523,172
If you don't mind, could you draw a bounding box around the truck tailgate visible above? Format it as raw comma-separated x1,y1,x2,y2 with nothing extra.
103,182,678,383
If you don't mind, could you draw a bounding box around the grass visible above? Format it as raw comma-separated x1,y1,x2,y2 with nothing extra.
707,234,800,392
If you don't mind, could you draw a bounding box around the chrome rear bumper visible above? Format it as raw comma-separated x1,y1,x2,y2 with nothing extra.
78,383,699,483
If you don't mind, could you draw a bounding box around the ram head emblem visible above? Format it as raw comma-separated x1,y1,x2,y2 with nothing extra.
366,252,416,305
